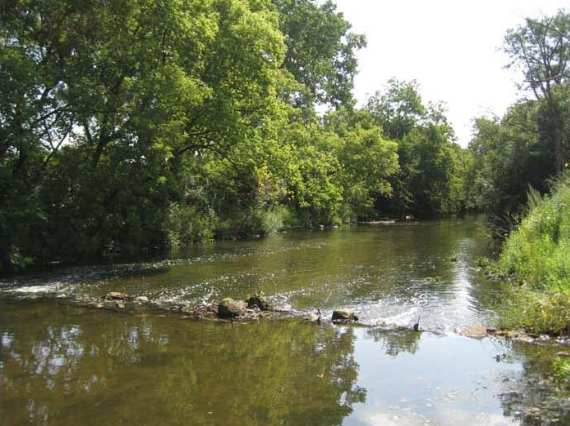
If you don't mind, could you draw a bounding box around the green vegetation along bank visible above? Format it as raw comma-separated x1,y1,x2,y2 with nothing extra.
464,7,570,380
496,173,570,383
1,0,472,272
497,172,570,336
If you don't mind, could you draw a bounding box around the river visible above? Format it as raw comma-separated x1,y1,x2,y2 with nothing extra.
1,218,569,425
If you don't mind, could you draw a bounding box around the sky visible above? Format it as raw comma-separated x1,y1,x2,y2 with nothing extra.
333,0,569,147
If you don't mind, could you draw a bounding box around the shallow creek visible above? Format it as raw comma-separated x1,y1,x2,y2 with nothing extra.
1,219,569,425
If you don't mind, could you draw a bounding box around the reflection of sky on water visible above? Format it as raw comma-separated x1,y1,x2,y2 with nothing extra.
1,298,568,426
347,329,522,426
2,220,568,425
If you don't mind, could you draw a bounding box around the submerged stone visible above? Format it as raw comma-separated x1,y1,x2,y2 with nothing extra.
461,324,488,338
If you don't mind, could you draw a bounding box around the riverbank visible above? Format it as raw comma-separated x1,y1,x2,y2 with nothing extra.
490,173,570,383
494,174,570,334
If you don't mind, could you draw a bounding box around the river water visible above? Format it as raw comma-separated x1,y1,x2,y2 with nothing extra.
1,218,569,425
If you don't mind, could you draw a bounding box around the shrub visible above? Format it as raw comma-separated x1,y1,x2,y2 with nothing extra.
261,205,291,236
167,204,218,245
498,173,570,290
553,356,570,385
497,173,570,335
498,287,570,335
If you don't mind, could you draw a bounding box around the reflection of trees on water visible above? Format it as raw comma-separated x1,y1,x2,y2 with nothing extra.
1,301,365,426
366,327,421,357
495,341,570,425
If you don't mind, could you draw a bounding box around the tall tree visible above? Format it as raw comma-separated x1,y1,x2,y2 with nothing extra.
273,0,366,109
0,0,287,268
366,79,426,140
468,101,553,220
504,9,570,172
323,108,399,221
365,80,463,217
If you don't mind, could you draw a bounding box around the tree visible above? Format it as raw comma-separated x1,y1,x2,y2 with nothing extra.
323,108,399,221
366,79,426,140
0,0,288,268
466,10,570,225
504,9,570,172
365,79,465,217
468,101,554,221
273,0,366,109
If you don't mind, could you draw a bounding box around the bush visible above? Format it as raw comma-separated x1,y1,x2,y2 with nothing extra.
476,256,491,268
167,204,218,245
498,173,570,289
498,287,570,335
497,172,570,335
261,205,291,236
553,356,570,385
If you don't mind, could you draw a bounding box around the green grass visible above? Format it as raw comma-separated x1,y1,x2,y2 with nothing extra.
476,256,492,268
497,172,570,335
498,286,570,335
553,356,570,384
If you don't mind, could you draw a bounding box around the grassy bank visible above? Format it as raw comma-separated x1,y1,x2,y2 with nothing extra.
495,172,570,383
496,172,570,336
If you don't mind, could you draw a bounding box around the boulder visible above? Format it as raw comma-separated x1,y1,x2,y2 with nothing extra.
332,309,358,322
135,296,149,303
246,293,272,311
218,298,244,318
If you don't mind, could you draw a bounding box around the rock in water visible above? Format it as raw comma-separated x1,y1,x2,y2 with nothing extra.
135,296,149,303
305,312,319,321
461,324,488,338
246,293,272,311
218,298,244,318
105,292,129,300
332,309,358,322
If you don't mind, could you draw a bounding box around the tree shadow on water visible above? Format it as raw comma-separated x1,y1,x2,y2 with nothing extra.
1,301,366,426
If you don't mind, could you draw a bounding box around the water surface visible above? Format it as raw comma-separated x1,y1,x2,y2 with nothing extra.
2,219,569,425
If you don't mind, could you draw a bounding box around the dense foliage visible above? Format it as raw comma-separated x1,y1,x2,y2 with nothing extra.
497,173,570,335
366,79,471,217
499,174,570,289
1,0,471,272
470,9,570,341
468,10,570,226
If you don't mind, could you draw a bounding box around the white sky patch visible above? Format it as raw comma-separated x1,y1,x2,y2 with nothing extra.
334,0,569,146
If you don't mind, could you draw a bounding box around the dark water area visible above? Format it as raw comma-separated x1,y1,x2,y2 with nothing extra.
2,219,569,425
